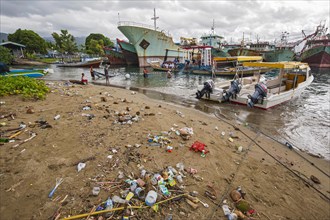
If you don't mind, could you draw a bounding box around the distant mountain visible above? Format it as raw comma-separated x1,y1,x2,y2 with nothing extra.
0,33,9,42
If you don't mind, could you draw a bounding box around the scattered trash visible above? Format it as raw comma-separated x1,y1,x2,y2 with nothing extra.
92,186,100,196
77,162,86,172
48,178,64,198
145,190,157,206
54,115,61,120
82,106,91,110
190,141,209,154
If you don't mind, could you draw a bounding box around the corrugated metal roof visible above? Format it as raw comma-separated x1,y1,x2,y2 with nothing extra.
0,41,26,48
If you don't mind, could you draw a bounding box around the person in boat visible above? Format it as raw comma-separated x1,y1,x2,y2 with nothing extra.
143,67,149,78
81,73,88,85
90,66,95,80
167,69,172,78
104,65,109,85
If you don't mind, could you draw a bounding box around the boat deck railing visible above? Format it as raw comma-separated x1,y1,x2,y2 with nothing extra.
118,21,171,37
118,21,156,31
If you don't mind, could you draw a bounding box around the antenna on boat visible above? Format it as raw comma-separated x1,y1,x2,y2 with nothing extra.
151,8,159,30
118,12,120,22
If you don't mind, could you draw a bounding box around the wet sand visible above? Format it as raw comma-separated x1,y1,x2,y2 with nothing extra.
0,81,329,220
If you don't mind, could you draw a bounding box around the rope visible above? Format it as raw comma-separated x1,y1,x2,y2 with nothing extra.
214,110,330,203
234,114,330,178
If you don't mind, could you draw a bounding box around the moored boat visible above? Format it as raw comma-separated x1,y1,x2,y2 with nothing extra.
299,39,330,68
116,39,139,66
103,46,126,65
295,23,330,68
57,58,102,68
196,62,314,109
191,56,269,76
117,9,187,67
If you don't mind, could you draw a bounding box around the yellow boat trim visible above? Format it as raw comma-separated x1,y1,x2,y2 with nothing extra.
213,56,263,62
243,61,309,69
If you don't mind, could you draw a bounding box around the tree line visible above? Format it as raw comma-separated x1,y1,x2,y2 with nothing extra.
0,28,114,63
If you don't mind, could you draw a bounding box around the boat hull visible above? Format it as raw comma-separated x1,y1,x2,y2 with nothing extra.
192,67,270,76
4,72,44,78
57,59,102,68
228,48,261,57
118,24,185,67
263,49,295,62
104,48,126,65
198,73,314,109
117,39,139,66
300,46,330,68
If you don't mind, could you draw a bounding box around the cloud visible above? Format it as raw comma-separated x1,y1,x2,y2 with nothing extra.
0,0,329,44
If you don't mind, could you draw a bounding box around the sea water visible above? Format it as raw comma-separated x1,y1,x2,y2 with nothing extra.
44,64,330,159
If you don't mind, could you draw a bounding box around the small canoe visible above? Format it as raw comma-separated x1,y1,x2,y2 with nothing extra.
3,72,44,78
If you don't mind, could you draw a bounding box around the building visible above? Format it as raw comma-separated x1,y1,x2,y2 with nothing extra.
0,41,25,58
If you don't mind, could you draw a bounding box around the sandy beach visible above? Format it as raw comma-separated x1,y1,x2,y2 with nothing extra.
0,81,329,220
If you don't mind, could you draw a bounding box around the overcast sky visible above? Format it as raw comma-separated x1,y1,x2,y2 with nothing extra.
0,0,329,44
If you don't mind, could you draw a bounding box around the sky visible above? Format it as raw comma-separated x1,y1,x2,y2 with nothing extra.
0,0,329,44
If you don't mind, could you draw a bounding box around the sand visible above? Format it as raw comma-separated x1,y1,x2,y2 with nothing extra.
0,81,329,220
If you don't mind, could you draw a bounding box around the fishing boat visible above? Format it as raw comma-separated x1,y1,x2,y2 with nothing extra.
57,58,102,68
103,46,126,65
150,60,185,72
192,56,269,76
295,23,330,68
260,32,295,62
117,9,187,67
116,39,139,66
196,62,313,109
299,35,330,68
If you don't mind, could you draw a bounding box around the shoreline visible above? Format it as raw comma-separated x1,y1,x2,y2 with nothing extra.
0,81,329,219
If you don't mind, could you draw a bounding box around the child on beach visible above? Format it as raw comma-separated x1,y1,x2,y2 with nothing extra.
90,66,95,80
81,73,88,84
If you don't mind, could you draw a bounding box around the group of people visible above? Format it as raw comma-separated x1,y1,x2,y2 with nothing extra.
81,65,110,85
81,65,173,85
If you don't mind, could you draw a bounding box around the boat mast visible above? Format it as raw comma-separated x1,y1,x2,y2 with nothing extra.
151,8,159,30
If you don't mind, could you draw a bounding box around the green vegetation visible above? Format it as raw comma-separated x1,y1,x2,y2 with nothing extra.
8,29,47,54
0,46,14,64
52,30,78,54
0,76,50,100
85,33,113,56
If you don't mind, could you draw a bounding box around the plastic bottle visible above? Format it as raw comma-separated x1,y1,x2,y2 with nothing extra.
176,175,183,183
104,197,113,217
222,204,231,215
141,169,146,178
222,204,238,220
112,195,127,204
54,115,61,120
145,190,157,206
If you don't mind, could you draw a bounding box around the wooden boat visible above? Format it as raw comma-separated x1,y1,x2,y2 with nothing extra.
103,47,126,65
57,59,102,68
196,62,313,109
117,39,139,66
2,72,44,78
192,56,269,76
150,60,185,72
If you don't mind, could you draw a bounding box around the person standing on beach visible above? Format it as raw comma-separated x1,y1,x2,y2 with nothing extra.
104,65,109,85
90,66,95,80
143,67,149,78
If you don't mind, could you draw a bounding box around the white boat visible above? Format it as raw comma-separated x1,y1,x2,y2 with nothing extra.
196,62,314,109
